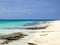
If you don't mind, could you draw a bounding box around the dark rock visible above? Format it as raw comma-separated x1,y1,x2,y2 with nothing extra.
26,26,48,30
0,32,28,44
26,22,50,30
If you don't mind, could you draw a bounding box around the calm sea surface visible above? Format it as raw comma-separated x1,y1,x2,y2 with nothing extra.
0,20,53,29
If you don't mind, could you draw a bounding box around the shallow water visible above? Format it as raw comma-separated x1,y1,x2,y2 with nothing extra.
0,20,47,29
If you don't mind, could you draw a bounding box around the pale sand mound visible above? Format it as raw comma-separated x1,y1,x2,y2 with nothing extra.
27,20,60,45
46,20,60,31
27,32,60,45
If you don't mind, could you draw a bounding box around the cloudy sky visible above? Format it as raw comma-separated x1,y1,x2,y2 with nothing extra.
0,0,60,19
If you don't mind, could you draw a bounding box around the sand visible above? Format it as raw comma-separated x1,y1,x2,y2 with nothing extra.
27,20,60,45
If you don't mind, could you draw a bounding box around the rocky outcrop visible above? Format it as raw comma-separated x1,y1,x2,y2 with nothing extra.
0,32,28,44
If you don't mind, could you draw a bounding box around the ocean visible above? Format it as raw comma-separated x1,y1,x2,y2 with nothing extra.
0,20,54,29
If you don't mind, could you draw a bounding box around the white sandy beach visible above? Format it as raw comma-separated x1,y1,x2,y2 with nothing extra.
0,20,60,45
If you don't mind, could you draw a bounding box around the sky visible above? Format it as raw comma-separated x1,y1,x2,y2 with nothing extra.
0,0,60,19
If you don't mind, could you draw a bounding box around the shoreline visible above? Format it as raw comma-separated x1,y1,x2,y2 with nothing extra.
0,20,60,45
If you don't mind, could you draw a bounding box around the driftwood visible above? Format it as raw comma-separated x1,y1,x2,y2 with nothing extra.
0,32,28,44
28,43,37,45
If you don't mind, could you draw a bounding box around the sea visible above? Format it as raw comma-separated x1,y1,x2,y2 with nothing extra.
0,20,55,29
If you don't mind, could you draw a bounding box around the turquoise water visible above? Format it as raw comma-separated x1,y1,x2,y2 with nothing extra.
0,21,33,29
0,20,38,29
0,20,52,29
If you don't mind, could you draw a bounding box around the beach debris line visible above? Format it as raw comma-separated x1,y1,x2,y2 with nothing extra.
0,32,28,44
26,26,48,30
40,34,48,36
26,22,50,30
